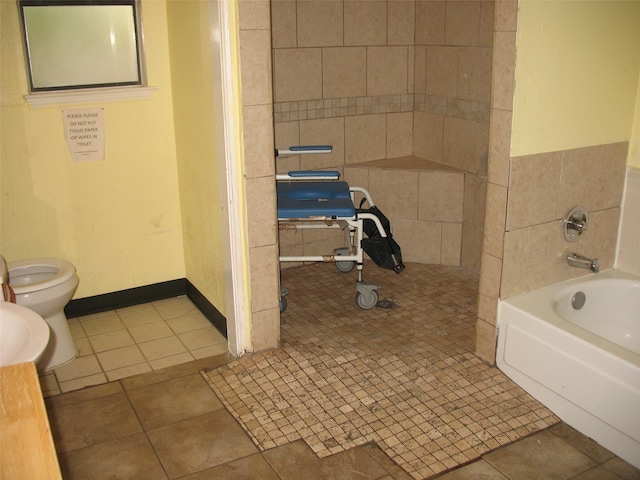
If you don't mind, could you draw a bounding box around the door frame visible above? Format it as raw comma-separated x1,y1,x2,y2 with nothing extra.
210,0,252,357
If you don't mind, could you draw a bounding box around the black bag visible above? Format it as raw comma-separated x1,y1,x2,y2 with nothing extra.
358,204,405,273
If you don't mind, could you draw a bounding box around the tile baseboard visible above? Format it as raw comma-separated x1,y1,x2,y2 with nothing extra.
65,279,226,336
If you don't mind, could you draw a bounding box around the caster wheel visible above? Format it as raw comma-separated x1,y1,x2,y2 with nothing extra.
355,289,379,310
279,295,288,313
393,263,405,274
336,260,356,273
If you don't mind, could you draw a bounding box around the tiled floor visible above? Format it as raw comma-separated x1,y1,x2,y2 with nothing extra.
40,296,228,395
43,262,640,479
207,263,558,479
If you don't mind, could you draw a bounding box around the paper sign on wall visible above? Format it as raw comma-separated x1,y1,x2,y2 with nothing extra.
62,107,105,161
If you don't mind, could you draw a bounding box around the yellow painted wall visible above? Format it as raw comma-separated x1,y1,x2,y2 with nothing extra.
166,0,226,314
629,65,640,168
511,0,640,158
0,0,185,298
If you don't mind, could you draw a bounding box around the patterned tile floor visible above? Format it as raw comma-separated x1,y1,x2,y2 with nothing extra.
205,262,560,479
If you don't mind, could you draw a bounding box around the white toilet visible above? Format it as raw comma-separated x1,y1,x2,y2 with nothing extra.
5,257,79,371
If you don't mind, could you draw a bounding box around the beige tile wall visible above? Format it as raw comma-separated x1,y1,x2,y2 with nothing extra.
463,173,487,272
501,143,627,299
414,0,491,271
343,160,465,266
272,0,493,273
476,0,517,363
239,0,280,352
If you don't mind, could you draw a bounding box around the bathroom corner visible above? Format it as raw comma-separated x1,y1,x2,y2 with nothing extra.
618,64,640,277
616,127,640,276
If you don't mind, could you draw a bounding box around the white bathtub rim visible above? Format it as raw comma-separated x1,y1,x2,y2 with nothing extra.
502,269,640,368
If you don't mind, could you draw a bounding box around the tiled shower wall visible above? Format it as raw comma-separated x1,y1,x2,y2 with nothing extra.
475,0,518,363
617,166,640,276
477,140,628,363
414,0,492,272
272,0,494,273
500,143,627,299
238,0,281,352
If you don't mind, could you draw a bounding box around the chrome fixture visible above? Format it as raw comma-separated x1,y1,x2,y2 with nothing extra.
566,252,599,273
563,206,588,242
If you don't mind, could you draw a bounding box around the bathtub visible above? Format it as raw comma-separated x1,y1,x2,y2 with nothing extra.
496,269,640,468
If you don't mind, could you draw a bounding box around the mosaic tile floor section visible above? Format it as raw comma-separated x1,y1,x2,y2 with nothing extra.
204,263,559,479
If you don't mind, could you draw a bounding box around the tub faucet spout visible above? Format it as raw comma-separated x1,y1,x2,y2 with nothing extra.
567,252,599,273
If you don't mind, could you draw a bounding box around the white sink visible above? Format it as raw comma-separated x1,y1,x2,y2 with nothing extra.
0,301,50,367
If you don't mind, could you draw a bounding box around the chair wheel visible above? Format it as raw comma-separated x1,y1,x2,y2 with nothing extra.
355,290,378,310
336,260,356,273
279,295,288,313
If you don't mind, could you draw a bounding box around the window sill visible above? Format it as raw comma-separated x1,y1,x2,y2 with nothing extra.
24,86,157,107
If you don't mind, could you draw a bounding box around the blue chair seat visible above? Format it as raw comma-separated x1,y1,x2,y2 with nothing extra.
277,181,355,218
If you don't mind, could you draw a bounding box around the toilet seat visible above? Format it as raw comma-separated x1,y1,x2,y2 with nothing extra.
7,258,76,295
